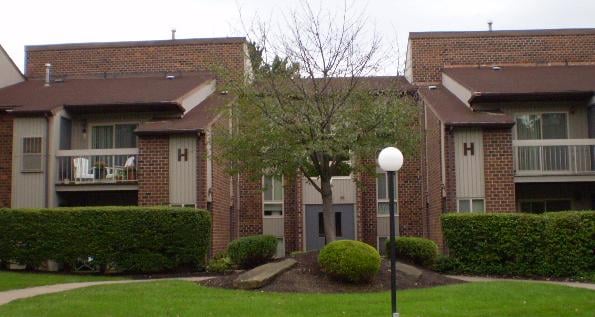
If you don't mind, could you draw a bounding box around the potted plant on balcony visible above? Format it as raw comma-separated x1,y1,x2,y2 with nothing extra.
125,166,137,181
93,161,107,179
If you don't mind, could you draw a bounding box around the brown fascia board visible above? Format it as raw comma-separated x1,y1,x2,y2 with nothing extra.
409,28,595,39
469,91,595,103
135,129,204,136
26,37,247,52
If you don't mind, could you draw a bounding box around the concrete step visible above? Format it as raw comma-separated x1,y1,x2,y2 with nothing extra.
233,259,297,290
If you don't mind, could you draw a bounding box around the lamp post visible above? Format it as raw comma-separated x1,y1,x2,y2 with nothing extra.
377,147,403,317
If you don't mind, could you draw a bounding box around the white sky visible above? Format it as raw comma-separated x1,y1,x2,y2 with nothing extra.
2,0,594,74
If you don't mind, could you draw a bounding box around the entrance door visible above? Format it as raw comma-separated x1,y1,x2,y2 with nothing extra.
305,204,355,251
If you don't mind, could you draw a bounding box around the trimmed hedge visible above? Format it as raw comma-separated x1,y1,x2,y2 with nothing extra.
385,237,438,268
442,211,595,277
0,206,211,273
318,240,381,283
227,235,278,268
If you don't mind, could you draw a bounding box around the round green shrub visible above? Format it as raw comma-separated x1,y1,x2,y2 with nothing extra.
227,235,278,268
385,237,438,268
434,254,463,274
318,240,381,283
206,256,233,274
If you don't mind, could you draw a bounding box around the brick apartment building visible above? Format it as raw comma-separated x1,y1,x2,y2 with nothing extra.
0,28,593,254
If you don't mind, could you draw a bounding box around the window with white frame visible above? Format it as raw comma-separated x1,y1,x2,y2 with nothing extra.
516,112,569,171
263,176,283,217
22,137,43,172
377,172,397,215
91,123,138,149
457,198,485,213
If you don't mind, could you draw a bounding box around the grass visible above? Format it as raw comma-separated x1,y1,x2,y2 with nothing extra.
0,280,592,317
0,271,124,292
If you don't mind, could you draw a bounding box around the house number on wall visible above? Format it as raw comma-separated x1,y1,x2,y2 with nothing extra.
463,142,475,156
177,148,188,161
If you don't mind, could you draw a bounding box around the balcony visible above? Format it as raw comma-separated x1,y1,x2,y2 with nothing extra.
56,149,138,185
513,139,595,181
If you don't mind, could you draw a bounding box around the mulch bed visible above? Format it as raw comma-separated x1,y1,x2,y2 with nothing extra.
200,251,463,293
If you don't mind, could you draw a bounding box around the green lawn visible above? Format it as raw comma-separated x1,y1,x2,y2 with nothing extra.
0,280,592,317
0,271,123,292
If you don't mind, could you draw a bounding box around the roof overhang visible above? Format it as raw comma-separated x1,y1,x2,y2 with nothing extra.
469,91,594,103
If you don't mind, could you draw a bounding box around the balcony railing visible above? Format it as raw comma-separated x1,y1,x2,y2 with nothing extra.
56,148,138,185
513,139,595,176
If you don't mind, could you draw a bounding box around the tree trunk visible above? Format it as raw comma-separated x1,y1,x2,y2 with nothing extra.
320,176,336,244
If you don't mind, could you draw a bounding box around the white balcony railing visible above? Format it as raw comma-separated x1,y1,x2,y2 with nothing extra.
513,139,595,176
56,148,138,185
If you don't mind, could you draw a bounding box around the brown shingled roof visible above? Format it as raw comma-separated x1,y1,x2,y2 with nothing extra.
0,73,215,114
443,65,595,102
418,86,514,127
26,37,247,51
135,93,235,135
409,28,595,39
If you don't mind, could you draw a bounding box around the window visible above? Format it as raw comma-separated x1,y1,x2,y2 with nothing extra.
263,176,283,216
377,172,398,215
91,124,138,149
318,212,342,237
520,200,571,213
22,137,43,172
457,198,485,213
516,113,569,171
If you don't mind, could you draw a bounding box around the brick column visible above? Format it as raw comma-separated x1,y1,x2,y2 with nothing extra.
356,159,377,247
283,175,303,254
398,149,425,237
483,128,516,212
238,174,263,237
0,113,12,207
137,136,169,205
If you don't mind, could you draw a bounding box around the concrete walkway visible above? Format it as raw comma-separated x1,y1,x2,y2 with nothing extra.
448,275,595,291
0,276,212,306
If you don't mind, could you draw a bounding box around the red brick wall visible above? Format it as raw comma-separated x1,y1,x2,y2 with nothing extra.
25,40,247,81
424,105,446,248
196,137,208,210
356,163,377,247
398,143,425,238
483,128,516,212
409,32,595,84
0,113,12,207
210,118,232,254
444,130,457,212
238,174,263,237
283,175,303,254
137,136,169,205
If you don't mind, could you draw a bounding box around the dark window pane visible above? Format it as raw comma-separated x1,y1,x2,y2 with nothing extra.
318,212,324,237
516,115,541,140
92,126,113,149
545,200,571,212
542,113,567,139
335,212,342,237
60,117,72,150
115,124,137,148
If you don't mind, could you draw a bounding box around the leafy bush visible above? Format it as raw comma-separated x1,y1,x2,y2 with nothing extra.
318,240,381,283
207,256,233,274
0,206,211,273
442,211,595,277
227,235,277,268
385,237,438,268
434,255,463,274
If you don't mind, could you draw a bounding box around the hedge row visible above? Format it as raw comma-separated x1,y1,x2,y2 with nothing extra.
0,207,211,273
442,211,595,277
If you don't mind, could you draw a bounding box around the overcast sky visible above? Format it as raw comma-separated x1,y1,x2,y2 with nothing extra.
2,0,594,74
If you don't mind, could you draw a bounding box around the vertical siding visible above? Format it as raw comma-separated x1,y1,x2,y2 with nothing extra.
11,117,47,208
263,217,284,237
169,135,197,205
454,129,485,198
302,177,356,204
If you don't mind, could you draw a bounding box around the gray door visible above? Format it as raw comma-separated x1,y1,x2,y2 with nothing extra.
305,204,355,251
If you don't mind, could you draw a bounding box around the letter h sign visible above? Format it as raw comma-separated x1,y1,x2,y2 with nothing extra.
178,148,188,161
463,142,474,156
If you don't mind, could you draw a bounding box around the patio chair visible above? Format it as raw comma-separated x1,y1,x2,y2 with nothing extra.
72,157,94,183
109,156,136,181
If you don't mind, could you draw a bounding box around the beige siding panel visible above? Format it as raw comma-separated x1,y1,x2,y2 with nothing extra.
454,128,485,198
0,48,23,88
302,177,356,204
491,101,589,139
263,217,284,237
169,135,197,205
11,117,47,208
